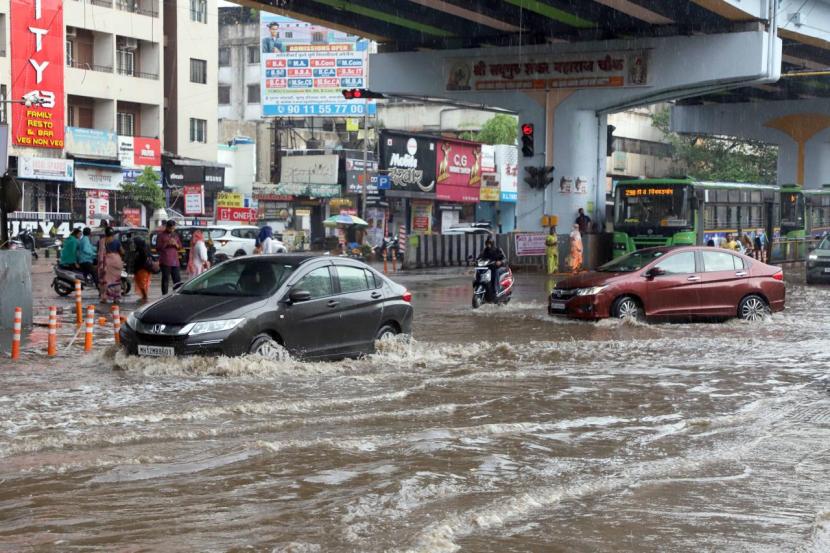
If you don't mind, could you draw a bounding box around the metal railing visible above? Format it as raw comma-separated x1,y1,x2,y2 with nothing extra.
67,61,114,73
116,1,159,17
116,66,159,79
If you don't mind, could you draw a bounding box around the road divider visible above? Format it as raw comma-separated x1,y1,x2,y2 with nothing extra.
84,305,95,352
11,307,22,359
47,306,57,356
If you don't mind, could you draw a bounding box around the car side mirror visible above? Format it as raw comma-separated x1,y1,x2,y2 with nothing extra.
645,267,666,279
288,289,311,303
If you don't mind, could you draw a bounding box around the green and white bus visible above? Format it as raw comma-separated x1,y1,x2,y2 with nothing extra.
612,178,779,257
779,184,830,239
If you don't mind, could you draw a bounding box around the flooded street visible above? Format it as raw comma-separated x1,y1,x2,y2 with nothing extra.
2,266,830,552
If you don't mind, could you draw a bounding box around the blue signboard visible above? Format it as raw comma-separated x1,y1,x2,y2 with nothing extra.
263,103,377,117
377,175,391,190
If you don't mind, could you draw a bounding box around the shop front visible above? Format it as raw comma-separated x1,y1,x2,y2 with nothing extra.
63,127,123,227
14,156,76,225
278,154,342,247
435,137,482,232
162,157,227,222
119,136,162,226
379,131,437,236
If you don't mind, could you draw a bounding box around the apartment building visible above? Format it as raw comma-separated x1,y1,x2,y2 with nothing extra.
0,0,218,225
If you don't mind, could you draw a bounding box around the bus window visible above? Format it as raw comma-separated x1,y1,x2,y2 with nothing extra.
751,191,762,203
716,205,728,228
704,205,716,227
729,190,741,203
781,193,805,234
751,206,762,227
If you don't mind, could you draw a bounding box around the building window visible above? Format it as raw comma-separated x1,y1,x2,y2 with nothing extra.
218,85,230,105
190,58,207,84
65,40,73,66
190,0,206,23
117,112,135,136
247,84,260,104
190,118,207,143
218,47,230,67
246,45,259,64
117,49,135,76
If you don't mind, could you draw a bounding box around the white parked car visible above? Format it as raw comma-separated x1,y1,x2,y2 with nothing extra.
208,225,287,262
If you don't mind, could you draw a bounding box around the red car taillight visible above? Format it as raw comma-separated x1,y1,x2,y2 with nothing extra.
402,290,412,302
772,270,784,281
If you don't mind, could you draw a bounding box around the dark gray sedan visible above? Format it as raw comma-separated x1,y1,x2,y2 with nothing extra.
121,255,413,359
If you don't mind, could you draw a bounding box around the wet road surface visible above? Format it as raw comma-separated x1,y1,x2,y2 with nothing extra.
1,263,829,552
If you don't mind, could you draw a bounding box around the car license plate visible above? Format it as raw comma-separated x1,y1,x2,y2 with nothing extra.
550,300,567,311
138,345,175,357
824,268,830,273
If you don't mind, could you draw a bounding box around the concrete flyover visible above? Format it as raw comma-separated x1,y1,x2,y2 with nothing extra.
671,2,830,189
239,1,830,228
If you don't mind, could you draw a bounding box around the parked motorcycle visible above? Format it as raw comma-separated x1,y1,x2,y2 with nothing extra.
10,229,39,260
374,235,404,262
52,264,131,297
472,259,514,309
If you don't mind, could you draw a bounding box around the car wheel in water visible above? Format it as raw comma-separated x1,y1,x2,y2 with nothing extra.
249,333,288,360
234,250,246,258
611,296,641,320
375,324,398,342
53,279,72,296
738,295,769,321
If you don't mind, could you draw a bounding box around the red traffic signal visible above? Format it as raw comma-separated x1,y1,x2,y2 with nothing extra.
521,123,534,136
342,88,384,100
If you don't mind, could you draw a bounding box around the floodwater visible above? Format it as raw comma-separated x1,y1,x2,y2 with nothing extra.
1,264,830,552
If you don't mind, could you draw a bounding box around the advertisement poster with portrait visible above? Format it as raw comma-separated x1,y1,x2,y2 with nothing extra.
259,13,375,117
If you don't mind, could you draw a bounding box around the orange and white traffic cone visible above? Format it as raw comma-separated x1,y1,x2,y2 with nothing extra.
392,250,397,272
112,305,121,345
75,279,83,325
383,250,388,274
47,306,57,356
84,305,95,352
11,307,22,360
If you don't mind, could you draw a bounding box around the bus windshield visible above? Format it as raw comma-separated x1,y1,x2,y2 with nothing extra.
614,184,690,234
780,192,805,233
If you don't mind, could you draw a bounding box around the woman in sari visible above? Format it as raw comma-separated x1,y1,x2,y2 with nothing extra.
96,227,114,301
103,239,125,304
569,224,583,273
187,229,210,277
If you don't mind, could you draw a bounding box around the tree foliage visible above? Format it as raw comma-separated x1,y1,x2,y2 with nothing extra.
120,166,164,209
460,114,518,145
652,107,777,184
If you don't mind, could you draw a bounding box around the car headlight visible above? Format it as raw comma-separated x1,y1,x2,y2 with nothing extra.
188,318,244,335
575,286,607,296
127,312,139,329
809,253,818,261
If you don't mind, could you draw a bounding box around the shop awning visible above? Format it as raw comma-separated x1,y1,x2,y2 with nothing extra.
73,160,122,170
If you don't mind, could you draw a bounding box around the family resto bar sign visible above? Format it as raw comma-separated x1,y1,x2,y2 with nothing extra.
10,0,65,148
445,50,649,92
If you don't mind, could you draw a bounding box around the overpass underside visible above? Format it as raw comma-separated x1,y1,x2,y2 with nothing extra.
243,0,830,229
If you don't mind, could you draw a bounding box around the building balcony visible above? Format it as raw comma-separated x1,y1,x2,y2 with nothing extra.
116,66,159,80
67,60,113,73
115,0,159,18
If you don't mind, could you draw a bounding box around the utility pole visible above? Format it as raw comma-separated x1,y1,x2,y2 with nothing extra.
361,101,369,219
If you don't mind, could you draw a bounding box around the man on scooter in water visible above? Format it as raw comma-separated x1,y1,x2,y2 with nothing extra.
477,237,507,298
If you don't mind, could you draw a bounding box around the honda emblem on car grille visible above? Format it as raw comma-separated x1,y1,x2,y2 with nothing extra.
150,324,166,334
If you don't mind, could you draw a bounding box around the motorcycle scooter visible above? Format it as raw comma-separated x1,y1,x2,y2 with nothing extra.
471,259,514,309
52,264,131,297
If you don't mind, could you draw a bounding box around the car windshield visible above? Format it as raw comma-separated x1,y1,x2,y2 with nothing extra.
180,259,295,296
818,234,830,250
597,249,667,272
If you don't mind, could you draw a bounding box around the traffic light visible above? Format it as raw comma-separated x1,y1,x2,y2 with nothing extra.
523,165,554,189
521,123,534,157
342,89,385,100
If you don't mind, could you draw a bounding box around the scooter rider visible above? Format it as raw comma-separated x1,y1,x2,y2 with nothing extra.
477,237,507,296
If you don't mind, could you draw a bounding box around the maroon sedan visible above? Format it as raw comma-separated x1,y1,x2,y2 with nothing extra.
549,246,785,321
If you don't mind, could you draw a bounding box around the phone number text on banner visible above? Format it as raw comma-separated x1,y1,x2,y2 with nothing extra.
263,103,377,117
